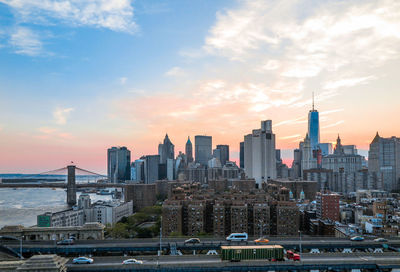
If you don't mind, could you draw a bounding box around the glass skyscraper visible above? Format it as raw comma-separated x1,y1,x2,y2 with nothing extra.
308,106,320,151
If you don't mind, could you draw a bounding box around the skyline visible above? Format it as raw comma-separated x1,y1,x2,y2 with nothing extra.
1,0,400,173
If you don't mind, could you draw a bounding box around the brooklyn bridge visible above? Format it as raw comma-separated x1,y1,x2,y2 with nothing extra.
0,165,125,205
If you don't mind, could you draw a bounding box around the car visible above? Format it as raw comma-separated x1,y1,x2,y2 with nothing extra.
350,236,364,241
184,238,201,244
72,257,94,264
122,259,143,265
57,239,74,245
254,237,269,244
226,233,248,242
374,238,388,242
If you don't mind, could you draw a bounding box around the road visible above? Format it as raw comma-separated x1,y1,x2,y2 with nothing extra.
64,253,400,269
5,237,400,249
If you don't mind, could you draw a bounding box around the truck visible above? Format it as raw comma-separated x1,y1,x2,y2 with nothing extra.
286,250,301,261
221,245,284,262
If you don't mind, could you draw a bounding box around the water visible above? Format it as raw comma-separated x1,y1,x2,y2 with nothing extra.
0,188,112,228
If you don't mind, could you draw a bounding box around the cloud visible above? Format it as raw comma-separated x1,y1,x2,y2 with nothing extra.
279,134,301,140
1,0,137,33
165,66,186,77
9,27,42,56
204,0,400,75
53,107,74,125
323,76,376,90
37,126,74,140
321,120,345,129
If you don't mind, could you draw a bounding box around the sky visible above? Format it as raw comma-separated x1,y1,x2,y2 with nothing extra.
0,0,400,174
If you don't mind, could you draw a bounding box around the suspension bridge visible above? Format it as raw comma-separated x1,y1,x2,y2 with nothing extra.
0,164,126,205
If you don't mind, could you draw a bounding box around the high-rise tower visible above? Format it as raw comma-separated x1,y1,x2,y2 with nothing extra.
243,120,277,185
158,134,175,164
185,136,193,163
308,92,320,151
195,135,212,166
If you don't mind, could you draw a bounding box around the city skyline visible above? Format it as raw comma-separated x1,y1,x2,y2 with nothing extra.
1,0,400,173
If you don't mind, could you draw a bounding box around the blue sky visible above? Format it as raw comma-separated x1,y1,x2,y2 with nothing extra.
0,0,399,173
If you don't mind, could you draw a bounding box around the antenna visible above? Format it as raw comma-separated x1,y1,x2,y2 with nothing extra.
312,91,314,110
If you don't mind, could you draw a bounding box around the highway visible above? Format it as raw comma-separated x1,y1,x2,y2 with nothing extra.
4,237,400,256
65,253,400,271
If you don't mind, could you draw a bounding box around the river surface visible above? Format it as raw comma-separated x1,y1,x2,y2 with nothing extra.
0,188,112,228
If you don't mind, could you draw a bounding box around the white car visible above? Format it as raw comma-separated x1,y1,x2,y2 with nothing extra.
226,233,248,242
122,259,143,265
72,257,94,264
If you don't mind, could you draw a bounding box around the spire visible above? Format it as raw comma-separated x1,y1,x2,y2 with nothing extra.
312,91,314,111
186,136,192,145
372,131,380,144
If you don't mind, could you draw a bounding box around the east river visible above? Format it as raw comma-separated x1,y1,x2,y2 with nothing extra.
0,188,112,228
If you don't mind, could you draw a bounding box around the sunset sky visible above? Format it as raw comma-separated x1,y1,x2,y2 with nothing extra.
0,0,400,174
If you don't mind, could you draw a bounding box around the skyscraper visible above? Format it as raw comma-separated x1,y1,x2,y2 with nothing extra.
369,132,400,192
216,145,229,166
240,142,244,169
158,134,174,164
142,155,160,184
195,135,212,166
185,136,193,163
107,146,131,183
243,120,277,185
308,93,320,151
301,134,317,176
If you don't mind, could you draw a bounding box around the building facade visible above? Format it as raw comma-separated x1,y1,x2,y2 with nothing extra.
195,135,212,166
107,146,131,183
368,133,400,192
244,120,277,185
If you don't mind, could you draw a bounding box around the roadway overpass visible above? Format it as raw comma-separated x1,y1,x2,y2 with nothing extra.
5,238,400,256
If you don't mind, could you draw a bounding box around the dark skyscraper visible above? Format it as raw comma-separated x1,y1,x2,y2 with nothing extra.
240,142,244,169
185,136,193,163
158,134,174,164
107,146,131,183
308,93,320,151
216,144,229,166
195,135,212,166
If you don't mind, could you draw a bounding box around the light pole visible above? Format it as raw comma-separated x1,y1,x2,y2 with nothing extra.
20,236,23,259
298,230,302,259
159,216,162,256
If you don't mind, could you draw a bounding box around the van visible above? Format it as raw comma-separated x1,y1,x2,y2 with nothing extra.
226,233,248,242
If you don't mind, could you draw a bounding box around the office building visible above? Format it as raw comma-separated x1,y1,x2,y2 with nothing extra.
195,135,212,166
107,146,131,183
316,193,340,222
240,142,244,169
308,95,320,150
318,143,333,156
212,148,221,163
243,120,277,185
216,145,229,166
130,159,144,182
124,184,157,212
158,134,175,164
141,155,160,184
368,132,400,192
185,136,193,163
301,134,317,175
322,135,363,173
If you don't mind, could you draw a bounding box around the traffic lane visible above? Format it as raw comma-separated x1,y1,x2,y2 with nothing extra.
66,255,221,267
65,254,400,269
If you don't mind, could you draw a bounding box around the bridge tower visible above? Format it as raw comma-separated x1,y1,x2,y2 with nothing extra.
67,165,77,206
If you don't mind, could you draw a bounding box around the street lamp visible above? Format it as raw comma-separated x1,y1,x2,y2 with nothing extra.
159,216,162,256
298,230,302,259
20,236,23,259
